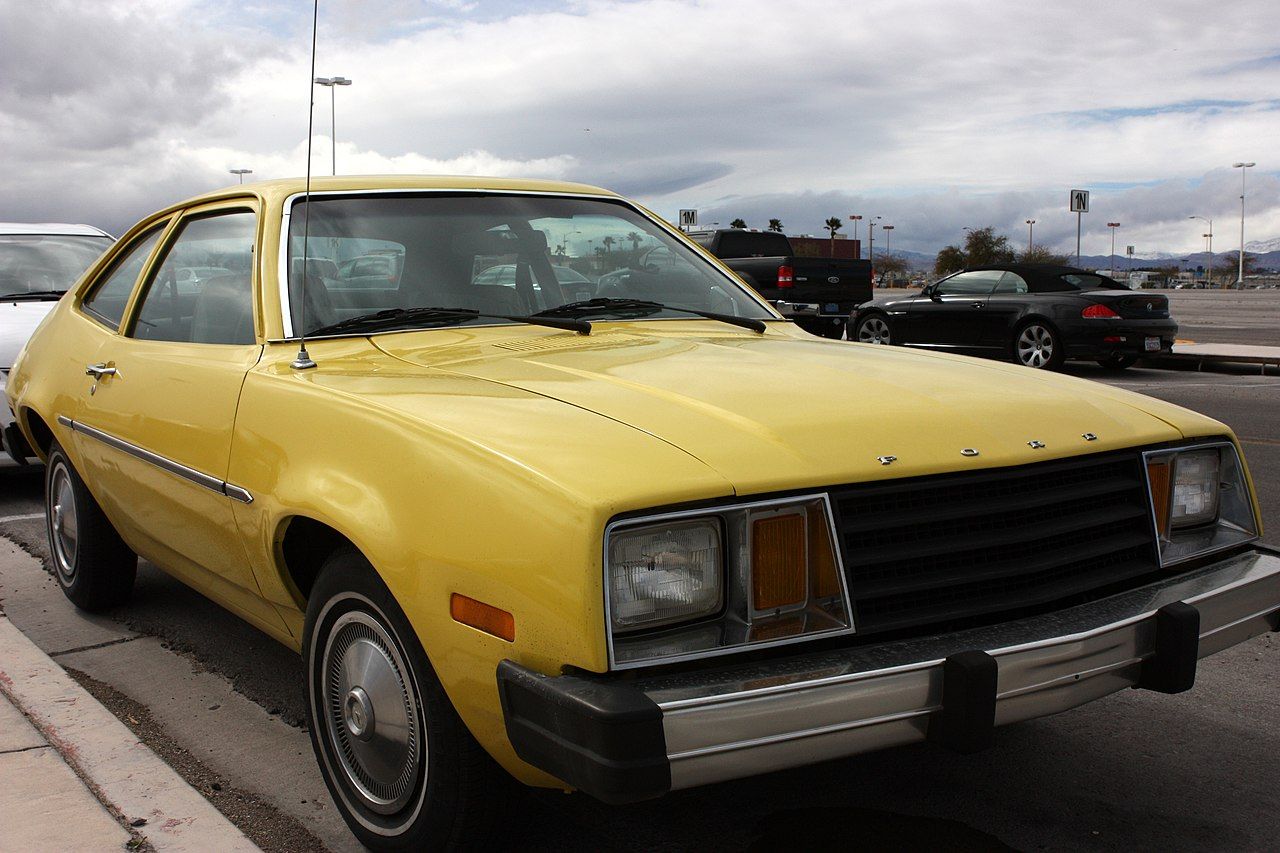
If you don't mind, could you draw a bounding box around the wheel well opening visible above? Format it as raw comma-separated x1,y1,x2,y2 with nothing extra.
280,517,353,605
22,409,53,458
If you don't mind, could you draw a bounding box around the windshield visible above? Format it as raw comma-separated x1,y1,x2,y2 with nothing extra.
284,193,772,336
0,234,113,294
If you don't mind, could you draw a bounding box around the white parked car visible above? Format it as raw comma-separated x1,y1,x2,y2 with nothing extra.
1,222,114,462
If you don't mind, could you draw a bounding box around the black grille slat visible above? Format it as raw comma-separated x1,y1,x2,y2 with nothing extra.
838,474,1139,535
833,451,1158,635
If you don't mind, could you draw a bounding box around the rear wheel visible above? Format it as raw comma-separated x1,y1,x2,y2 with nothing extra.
854,314,892,345
1013,321,1063,370
304,548,508,851
45,442,136,612
1097,353,1139,370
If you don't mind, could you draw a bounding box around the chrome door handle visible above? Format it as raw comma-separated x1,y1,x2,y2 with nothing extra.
85,363,117,378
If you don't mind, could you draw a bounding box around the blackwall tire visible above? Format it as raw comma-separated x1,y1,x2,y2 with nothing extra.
44,442,136,612
855,314,892,345
304,548,509,851
1013,321,1064,370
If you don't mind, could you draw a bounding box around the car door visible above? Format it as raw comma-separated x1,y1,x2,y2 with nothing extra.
70,204,274,611
905,270,1003,348
973,271,1030,351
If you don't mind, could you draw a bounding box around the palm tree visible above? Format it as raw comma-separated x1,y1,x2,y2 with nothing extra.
768,219,783,233
626,231,642,251
824,216,843,255
730,218,747,229
602,236,615,253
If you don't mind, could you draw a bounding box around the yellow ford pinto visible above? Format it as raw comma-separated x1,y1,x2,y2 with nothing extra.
6,176,1276,850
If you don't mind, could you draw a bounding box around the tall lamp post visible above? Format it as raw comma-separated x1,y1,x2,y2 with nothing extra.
848,214,863,257
314,76,353,176
867,215,883,270
1025,219,1035,253
1189,215,1213,286
229,168,253,184
1106,222,1120,278
1232,162,1255,286
880,225,895,282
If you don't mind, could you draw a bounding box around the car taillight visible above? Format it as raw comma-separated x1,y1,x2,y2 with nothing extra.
1082,303,1120,318
777,265,794,288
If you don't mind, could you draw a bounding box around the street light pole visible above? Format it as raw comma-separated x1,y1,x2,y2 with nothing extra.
314,76,353,176
867,215,882,270
880,225,895,284
848,214,862,258
1233,162,1255,286
1025,219,1035,253
229,168,252,184
1189,215,1213,286
1106,222,1120,278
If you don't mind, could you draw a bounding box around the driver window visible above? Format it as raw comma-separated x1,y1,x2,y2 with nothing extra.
130,211,257,345
936,270,1004,295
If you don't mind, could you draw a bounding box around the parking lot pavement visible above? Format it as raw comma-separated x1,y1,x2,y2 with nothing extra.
0,365,1277,851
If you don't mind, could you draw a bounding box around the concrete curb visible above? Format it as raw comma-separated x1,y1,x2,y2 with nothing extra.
0,612,259,852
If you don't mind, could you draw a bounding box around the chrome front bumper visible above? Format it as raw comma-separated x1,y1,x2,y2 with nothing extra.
498,547,1280,802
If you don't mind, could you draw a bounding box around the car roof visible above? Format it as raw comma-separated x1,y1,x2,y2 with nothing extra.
0,222,114,238
160,175,619,218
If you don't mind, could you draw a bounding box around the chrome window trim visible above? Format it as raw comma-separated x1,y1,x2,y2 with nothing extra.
56,415,253,504
274,187,781,340
1141,439,1258,567
604,493,855,671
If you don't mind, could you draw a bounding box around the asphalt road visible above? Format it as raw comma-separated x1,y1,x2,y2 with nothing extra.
1,362,1277,852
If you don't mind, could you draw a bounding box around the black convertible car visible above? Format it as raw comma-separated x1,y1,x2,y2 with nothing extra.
851,264,1178,370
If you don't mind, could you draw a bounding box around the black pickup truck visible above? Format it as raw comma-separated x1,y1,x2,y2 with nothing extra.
687,229,872,338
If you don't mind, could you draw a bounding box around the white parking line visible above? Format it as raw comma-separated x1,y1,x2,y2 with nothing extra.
0,512,43,523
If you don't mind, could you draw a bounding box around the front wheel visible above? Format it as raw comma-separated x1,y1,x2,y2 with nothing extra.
1013,321,1063,370
1097,353,1139,370
45,442,137,612
304,548,507,851
854,314,892,345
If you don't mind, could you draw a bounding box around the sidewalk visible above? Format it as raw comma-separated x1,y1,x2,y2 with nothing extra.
0,612,259,852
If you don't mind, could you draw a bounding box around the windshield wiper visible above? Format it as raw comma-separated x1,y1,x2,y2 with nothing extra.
304,305,591,338
532,297,767,333
1,289,67,301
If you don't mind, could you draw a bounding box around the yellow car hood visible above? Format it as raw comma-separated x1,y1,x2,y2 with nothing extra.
375,321,1225,496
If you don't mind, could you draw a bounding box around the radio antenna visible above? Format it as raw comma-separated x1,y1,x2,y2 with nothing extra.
291,0,320,370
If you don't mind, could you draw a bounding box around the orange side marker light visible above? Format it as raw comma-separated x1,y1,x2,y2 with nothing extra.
450,593,515,642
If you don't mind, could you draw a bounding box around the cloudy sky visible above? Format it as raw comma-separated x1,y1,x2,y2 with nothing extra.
2,0,1277,257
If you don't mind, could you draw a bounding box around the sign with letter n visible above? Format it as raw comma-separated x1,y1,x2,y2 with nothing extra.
679,209,698,229
1070,190,1090,213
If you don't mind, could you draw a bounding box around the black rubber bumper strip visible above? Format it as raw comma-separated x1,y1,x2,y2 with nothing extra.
929,649,998,754
496,660,671,804
1139,601,1200,694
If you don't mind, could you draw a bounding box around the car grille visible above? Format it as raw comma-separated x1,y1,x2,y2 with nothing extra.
831,451,1159,635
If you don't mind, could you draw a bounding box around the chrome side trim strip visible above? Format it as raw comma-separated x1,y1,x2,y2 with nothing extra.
58,417,253,504
666,706,936,761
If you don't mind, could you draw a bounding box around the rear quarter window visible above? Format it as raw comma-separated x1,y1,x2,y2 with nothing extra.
715,232,791,258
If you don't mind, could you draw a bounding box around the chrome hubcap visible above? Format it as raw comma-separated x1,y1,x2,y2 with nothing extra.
48,463,79,582
1016,325,1054,368
858,317,890,344
322,611,421,815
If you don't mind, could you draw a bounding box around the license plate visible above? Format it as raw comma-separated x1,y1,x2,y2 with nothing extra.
824,303,839,313
1145,336,1160,352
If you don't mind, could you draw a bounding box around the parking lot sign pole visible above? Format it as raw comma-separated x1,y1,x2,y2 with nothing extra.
1107,222,1120,278
1070,190,1089,264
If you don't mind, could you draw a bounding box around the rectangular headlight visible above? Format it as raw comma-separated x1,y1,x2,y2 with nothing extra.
605,495,853,668
1144,442,1258,567
608,520,722,632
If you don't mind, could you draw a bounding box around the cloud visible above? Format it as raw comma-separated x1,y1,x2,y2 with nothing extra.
1,0,1277,253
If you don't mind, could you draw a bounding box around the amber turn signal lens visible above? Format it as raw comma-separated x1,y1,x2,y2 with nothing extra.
752,514,806,611
450,593,515,642
1147,459,1171,536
